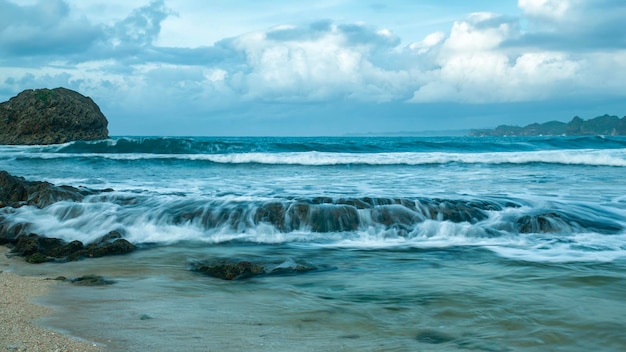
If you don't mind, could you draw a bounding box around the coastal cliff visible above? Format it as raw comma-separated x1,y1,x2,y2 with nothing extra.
0,88,109,145
470,114,626,136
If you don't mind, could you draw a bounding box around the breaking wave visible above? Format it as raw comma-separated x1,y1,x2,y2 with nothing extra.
1,136,625,166
3,150,626,167
3,135,626,153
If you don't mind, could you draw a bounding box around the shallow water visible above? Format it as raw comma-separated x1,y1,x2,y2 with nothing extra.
2,136,626,351
24,244,625,351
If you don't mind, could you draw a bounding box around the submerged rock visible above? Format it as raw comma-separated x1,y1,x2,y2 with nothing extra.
68,274,116,286
416,198,503,223
192,260,265,280
515,213,567,233
513,209,623,234
0,87,109,145
44,275,116,286
416,330,456,344
285,203,360,232
190,257,320,280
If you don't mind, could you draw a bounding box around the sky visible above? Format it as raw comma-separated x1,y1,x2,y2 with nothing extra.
1,0,625,136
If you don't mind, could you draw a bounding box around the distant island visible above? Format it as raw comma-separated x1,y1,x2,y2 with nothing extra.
470,114,626,136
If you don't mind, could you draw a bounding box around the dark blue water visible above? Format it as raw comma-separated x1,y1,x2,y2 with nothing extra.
2,136,626,351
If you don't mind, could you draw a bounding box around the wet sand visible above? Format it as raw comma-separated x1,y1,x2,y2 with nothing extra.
0,246,104,352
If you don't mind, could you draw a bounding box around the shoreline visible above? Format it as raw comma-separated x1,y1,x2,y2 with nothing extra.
0,246,105,351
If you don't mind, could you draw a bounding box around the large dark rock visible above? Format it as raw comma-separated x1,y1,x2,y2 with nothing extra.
0,87,109,145
0,170,98,209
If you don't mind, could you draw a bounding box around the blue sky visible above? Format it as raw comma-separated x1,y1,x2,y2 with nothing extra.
1,0,625,136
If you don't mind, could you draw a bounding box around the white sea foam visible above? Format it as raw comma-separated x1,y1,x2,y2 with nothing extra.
198,149,626,166
487,232,626,263
306,223,626,263
4,197,624,264
3,149,626,166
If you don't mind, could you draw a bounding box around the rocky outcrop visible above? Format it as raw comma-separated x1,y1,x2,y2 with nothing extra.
0,170,109,209
170,197,511,236
251,197,507,233
6,231,136,264
0,171,135,263
0,87,109,145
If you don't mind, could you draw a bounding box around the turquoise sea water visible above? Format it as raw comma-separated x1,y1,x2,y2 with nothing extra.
2,136,626,351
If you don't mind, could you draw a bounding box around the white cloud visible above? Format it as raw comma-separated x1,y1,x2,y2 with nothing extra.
445,12,517,52
1,0,625,132
409,32,445,54
518,0,574,21
408,5,626,104
516,0,626,50
224,23,415,103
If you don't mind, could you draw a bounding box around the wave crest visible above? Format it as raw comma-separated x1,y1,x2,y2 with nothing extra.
5,149,626,167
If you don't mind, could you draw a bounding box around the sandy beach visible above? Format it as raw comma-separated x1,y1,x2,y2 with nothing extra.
0,246,104,352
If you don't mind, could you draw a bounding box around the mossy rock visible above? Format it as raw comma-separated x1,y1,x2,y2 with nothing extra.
25,252,53,264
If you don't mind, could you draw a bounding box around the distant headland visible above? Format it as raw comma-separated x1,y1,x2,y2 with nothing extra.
470,114,626,137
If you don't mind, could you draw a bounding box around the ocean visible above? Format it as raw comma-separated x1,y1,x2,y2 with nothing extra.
1,136,625,351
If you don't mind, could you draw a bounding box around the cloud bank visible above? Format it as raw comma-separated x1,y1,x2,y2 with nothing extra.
1,0,625,135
